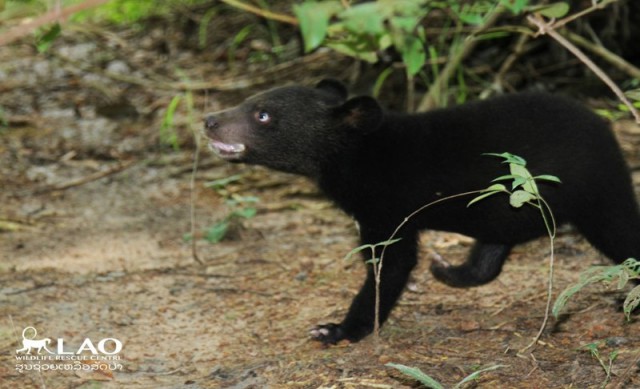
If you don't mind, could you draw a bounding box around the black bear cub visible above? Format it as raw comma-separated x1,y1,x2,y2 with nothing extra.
204,79,640,345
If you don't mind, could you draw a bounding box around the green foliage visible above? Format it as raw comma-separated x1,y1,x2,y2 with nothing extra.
469,152,560,351
580,342,619,388
2,0,212,26
553,258,640,320
228,25,254,70
387,362,506,388
468,153,560,232
344,238,402,265
527,2,570,18
293,0,428,77
160,94,183,150
0,105,7,130
597,87,640,120
292,0,577,105
186,175,259,244
35,22,61,52
202,198,257,244
386,363,444,389
71,0,211,25
0,0,47,20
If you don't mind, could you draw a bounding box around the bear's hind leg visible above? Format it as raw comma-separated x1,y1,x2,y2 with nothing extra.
430,242,512,287
573,201,640,266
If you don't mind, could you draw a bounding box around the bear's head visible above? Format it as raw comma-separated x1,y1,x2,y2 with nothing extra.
204,79,383,176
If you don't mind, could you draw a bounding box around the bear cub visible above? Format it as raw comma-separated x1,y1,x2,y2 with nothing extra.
204,79,640,345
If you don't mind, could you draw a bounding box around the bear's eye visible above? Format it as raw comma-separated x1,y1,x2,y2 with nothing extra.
255,111,271,124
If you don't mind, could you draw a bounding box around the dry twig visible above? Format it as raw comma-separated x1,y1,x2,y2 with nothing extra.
417,5,503,111
220,0,298,25
29,160,136,196
527,14,640,123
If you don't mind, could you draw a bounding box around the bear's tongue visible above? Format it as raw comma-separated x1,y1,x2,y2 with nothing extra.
210,140,246,159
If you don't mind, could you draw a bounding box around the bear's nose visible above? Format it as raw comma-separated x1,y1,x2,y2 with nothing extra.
204,116,218,130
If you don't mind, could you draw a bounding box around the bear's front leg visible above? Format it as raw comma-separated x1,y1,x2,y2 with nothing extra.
310,230,418,344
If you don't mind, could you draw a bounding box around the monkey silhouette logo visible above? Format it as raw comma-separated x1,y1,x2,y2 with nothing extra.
16,327,54,355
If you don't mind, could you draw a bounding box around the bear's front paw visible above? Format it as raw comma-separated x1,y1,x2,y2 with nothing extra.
309,323,347,345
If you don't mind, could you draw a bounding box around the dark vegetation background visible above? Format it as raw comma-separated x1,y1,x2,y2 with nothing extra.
0,0,639,388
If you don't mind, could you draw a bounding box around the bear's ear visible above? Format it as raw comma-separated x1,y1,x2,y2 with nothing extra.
316,79,348,103
335,96,383,133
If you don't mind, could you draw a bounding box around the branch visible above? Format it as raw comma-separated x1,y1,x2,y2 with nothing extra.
562,30,640,80
527,14,640,123
417,5,503,111
220,0,298,25
0,0,111,46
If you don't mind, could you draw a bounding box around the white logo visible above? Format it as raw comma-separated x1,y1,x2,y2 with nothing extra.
14,326,124,373
16,327,54,355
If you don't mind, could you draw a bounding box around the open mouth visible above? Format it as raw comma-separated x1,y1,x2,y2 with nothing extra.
209,140,246,160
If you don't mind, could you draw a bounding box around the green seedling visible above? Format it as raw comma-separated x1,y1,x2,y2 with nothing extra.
387,362,506,389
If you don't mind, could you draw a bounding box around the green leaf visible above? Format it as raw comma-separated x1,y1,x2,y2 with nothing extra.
622,258,640,275
293,1,341,52
468,184,507,207
344,244,375,262
344,238,402,262
205,174,243,189
454,365,507,389
534,175,562,184
625,88,640,102
205,221,230,243
500,0,528,14
365,257,380,265
509,190,535,208
510,176,528,191
485,183,508,192
160,94,182,150
373,67,394,98
386,363,445,389
483,152,527,166
401,36,426,77
389,15,420,33
457,11,485,25
617,268,629,289
325,41,378,63
227,195,259,206
340,2,386,36
623,285,640,320
232,207,257,219
529,2,570,18
492,174,521,182
509,163,537,194
36,23,61,53
467,191,498,207
553,261,639,318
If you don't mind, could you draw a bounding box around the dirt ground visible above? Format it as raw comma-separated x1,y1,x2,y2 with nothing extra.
1,9,640,389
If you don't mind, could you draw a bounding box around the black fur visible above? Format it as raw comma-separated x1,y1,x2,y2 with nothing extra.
204,80,640,345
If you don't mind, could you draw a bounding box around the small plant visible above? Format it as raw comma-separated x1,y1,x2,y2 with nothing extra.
344,237,402,338
468,152,560,349
35,22,61,52
185,175,259,244
387,362,506,389
160,93,186,150
553,258,640,320
468,152,559,230
0,105,7,130
345,152,560,345
201,196,258,244
345,152,560,349
595,87,640,121
581,342,619,388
